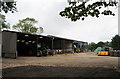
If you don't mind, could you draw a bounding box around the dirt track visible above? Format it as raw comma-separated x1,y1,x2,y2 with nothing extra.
2,52,120,77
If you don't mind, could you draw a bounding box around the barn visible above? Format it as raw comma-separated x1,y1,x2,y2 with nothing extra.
0,30,88,58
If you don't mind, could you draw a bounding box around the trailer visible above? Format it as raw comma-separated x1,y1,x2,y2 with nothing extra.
109,50,120,57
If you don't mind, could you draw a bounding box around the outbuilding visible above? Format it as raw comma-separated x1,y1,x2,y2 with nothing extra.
0,30,88,58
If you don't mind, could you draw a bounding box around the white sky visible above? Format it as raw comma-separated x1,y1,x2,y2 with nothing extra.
2,0,118,43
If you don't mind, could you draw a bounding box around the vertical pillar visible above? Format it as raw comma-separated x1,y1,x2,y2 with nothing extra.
36,36,38,56
0,32,2,57
117,2,120,71
118,0,120,73
51,37,54,55
63,40,65,53
0,32,2,79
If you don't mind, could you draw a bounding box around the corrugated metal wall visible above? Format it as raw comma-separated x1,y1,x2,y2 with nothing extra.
53,39,73,53
2,31,17,58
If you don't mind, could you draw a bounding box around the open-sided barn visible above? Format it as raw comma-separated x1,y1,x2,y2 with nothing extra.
0,30,88,58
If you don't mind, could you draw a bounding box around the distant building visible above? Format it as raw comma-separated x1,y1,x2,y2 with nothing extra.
0,30,88,58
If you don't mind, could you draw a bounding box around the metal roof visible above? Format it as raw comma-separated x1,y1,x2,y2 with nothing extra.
2,30,88,43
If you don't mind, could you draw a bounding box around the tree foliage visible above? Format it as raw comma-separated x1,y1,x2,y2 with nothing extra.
0,0,17,13
13,17,40,34
104,41,111,47
88,42,97,51
96,41,105,47
59,0,118,21
111,35,120,50
0,14,10,31
36,27,44,35
88,41,111,51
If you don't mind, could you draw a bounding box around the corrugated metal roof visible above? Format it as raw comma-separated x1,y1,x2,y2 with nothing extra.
2,30,88,43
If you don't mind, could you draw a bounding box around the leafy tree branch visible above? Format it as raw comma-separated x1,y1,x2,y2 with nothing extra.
0,0,17,13
59,0,118,21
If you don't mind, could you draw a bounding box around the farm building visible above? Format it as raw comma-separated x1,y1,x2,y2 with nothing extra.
0,30,88,58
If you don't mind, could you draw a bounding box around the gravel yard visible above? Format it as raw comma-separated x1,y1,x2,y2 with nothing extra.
2,52,120,77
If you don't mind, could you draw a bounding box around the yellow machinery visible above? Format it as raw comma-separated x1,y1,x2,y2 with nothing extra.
76,49,81,53
97,47,120,56
98,51,109,56
97,47,110,56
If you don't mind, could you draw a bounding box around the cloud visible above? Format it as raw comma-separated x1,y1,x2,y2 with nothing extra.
3,0,118,43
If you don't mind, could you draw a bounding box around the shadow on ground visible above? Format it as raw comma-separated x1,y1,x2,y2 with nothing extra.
2,65,120,77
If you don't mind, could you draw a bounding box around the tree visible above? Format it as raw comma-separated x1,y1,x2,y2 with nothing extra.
59,0,118,21
88,42,97,51
0,0,17,13
111,35,120,50
97,41,105,47
13,17,41,34
104,41,111,47
36,27,43,35
0,14,10,31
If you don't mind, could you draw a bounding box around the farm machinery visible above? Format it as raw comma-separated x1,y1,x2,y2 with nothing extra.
96,46,120,57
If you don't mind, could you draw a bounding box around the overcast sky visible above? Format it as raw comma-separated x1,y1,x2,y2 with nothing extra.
3,0,118,43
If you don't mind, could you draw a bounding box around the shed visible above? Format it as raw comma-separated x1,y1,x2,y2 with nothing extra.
1,30,88,58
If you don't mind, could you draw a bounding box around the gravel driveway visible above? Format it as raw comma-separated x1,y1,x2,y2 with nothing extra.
2,52,120,77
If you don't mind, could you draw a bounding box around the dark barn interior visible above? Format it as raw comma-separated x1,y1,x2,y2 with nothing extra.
17,32,52,56
17,33,88,56
17,33,37,56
